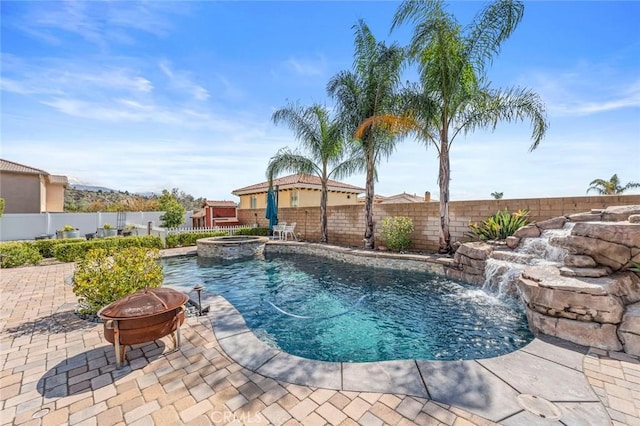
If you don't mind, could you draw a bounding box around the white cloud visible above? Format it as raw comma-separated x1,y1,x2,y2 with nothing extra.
159,60,210,101
524,63,640,117
279,56,327,77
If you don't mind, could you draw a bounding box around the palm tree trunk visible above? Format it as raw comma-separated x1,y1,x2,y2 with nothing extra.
320,185,328,243
438,141,451,253
364,152,375,249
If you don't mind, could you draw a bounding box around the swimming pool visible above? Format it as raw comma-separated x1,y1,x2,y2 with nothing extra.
163,253,533,362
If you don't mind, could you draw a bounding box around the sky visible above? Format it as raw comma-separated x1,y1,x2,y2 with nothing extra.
2,1,639,202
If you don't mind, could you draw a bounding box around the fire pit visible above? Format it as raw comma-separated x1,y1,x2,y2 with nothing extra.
98,287,188,368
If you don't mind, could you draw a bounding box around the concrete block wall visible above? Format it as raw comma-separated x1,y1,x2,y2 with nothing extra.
238,194,640,252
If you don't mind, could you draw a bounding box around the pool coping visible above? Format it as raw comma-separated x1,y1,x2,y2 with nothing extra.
162,245,611,424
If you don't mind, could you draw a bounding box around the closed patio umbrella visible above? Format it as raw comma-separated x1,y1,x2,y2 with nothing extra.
265,187,278,230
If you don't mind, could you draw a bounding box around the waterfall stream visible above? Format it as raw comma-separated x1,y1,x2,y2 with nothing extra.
483,223,575,296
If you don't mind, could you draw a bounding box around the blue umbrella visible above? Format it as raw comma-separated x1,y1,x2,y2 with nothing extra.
265,187,278,230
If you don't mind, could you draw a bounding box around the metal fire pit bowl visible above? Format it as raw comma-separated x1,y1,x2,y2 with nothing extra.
98,287,188,368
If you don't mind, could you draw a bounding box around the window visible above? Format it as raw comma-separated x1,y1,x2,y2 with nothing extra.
250,196,257,209
290,191,299,207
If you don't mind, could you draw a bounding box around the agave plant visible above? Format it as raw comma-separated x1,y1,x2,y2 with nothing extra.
467,209,531,242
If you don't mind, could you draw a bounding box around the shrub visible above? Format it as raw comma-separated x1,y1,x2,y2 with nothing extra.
33,238,85,258
234,227,269,236
102,223,114,229
0,242,42,268
60,224,77,232
54,235,163,263
467,209,531,241
380,216,414,252
166,231,227,248
72,247,164,314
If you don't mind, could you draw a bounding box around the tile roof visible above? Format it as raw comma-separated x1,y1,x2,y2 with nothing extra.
232,174,365,195
0,159,49,175
0,159,68,186
203,200,237,207
380,192,426,203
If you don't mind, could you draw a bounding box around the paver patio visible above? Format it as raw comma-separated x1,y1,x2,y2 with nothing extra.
1,250,638,425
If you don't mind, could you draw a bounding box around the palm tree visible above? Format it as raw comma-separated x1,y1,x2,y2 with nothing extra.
327,20,405,249
587,174,640,195
357,0,548,253
491,191,504,199
267,103,359,243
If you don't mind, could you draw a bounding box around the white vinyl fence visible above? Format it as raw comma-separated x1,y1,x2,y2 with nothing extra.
0,211,192,242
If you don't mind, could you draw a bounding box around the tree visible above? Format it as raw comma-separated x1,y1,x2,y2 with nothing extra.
358,0,548,253
158,189,186,228
587,174,640,195
268,103,359,243
327,20,405,249
491,191,504,199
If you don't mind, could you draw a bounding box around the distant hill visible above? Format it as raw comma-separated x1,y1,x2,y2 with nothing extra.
71,184,118,192
64,186,206,212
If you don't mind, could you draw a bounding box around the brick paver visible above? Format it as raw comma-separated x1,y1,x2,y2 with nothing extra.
0,257,628,425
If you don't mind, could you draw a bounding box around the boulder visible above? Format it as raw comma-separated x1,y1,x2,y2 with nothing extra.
505,236,520,249
630,214,640,224
514,224,541,239
564,255,597,267
527,309,622,351
602,205,640,222
563,235,630,270
559,266,611,278
618,303,640,356
518,275,624,324
572,222,640,249
568,212,602,222
536,216,567,230
455,242,493,261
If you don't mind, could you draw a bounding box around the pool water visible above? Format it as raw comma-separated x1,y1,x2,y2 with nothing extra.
163,253,533,362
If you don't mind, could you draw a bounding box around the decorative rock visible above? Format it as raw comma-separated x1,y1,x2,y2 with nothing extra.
630,214,640,224
563,235,630,270
458,255,487,271
559,266,611,278
518,275,624,324
527,309,623,351
455,242,493,261
505,236,520,249
536,216,567,230
491,251,534,264
513,224,541,239
618,303,640,356
602,205,640,222
569,212,603,222
572,222,640,248
564,255,597,268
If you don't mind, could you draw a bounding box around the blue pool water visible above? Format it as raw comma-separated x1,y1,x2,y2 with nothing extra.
163,253,533,362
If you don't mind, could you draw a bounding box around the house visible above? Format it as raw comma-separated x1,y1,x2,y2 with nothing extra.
191,201,239,227
231,174,365,210
358,191,435,204
0,159,68,213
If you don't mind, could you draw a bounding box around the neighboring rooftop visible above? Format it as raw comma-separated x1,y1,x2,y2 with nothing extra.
202,200,238,207
232,173,365,195
0,158,68,185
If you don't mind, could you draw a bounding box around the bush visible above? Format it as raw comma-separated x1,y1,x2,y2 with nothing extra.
54,235,164,263
234,227,269,236
33,238,85,258
467,209,531,241
380,216,414,252
166,231,228,248
72,247,164,315
0,242,42,268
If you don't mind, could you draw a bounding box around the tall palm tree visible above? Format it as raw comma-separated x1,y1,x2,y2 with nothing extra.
267,103,359,243
587,174,640,195
358,0,548,253
327,20,405,249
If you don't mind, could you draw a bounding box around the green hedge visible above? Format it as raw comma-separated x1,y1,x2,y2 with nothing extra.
0,242,42,268
166,231,227,248
234,227,269,236
54,235,163,263
33,238,86,258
